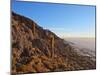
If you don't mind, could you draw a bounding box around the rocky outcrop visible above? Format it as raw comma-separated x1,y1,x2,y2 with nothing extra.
11,12,96,75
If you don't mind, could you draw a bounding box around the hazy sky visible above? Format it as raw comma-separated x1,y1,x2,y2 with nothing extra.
12,0,96,38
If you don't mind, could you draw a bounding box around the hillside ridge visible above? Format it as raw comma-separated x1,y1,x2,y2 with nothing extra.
12,12,96,74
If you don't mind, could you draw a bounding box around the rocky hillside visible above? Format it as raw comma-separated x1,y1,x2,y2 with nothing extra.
11,12,96,75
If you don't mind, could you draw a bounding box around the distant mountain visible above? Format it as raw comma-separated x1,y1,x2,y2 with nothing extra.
12,12,96,74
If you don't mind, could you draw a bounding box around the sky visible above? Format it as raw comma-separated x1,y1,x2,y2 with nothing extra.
12,0,96,38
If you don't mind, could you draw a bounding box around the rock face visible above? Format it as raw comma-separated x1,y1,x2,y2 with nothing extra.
11,12,96,74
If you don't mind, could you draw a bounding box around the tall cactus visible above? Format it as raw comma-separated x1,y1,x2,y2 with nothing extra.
32,22,35,36
50,34,55,58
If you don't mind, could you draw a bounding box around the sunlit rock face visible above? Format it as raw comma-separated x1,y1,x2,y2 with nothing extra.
11,12,96,75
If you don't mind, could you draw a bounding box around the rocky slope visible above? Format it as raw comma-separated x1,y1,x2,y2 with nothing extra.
11,12,96,74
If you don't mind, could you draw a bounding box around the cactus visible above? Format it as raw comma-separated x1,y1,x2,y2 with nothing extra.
32,22,35,36
50,34,55,58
